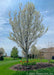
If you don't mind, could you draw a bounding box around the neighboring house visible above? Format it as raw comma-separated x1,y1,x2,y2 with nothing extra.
39,47,54,59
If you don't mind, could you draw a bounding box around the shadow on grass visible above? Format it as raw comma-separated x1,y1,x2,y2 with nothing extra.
13,71,29,75
13,70,37,75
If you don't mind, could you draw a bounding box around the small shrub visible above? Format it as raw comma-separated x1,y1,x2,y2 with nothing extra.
19,66,22,69
0,56,4,61
18,57,22,59
22,62,36,66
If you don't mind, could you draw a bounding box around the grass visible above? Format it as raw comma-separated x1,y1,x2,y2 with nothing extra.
0,57,54,75
4,57,20,61
49,59,54,63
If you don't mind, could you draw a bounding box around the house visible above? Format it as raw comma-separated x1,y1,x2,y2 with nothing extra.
39,47,54,59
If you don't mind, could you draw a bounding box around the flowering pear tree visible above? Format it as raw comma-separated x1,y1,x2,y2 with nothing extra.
9,2,48,63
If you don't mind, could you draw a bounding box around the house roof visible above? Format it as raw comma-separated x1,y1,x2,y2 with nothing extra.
40,47,54,52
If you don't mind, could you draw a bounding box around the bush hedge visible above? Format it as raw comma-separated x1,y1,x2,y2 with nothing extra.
0,56,4,61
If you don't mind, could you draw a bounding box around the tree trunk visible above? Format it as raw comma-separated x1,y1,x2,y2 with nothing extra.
26,49,28,63
25,35,28,64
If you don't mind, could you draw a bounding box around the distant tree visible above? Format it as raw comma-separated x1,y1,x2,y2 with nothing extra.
9,2,48,63
4,53,7,57
0,48,5,60
11,47,18,59
0,48,5,55
30,45,39,58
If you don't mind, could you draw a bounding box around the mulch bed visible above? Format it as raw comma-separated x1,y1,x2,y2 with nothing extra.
10,63,54,71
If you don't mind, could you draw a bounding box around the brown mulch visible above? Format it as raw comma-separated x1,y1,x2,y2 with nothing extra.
10,63,54,71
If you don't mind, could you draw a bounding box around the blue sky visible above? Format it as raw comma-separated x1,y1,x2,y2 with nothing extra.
0,0,54,56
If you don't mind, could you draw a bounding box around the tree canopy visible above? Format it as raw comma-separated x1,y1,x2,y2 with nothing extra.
0,48,5,55
9,2,48,62
11,47,18,59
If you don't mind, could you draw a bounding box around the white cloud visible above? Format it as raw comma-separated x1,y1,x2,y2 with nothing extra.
40,10,48,14
0,16,12,37
0,0,54,56
0,27,3,31
0,17,8,25
0,0,12,10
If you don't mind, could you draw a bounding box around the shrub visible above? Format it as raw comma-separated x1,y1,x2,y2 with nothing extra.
18,57,22,59
22,62,36,66
52,56,54,59
0,56,4,61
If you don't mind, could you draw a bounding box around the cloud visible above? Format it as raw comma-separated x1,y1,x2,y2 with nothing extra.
0,17,8,25
0,0,12,16
0,37,22,56
0,16,12,35
0,27,3,31
40,10,48,14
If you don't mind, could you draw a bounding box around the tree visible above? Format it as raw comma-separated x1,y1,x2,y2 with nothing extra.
11,47,18,59
22,50,26,57
4,53,7,57
9,2,48,63
0,48,5,61
0,48,5,55
30,45,39,58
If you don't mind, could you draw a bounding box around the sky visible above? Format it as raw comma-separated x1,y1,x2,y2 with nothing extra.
0,0,54,56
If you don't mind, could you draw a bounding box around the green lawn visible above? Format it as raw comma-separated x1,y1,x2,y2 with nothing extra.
0,57,54,75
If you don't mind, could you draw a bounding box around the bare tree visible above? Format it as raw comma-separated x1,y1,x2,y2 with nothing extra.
9,2,48,63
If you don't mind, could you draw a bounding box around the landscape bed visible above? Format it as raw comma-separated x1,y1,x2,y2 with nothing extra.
10,63,54,71
0,57,54,75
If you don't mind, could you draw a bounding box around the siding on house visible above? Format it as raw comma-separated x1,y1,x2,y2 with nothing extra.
40,47,54,59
